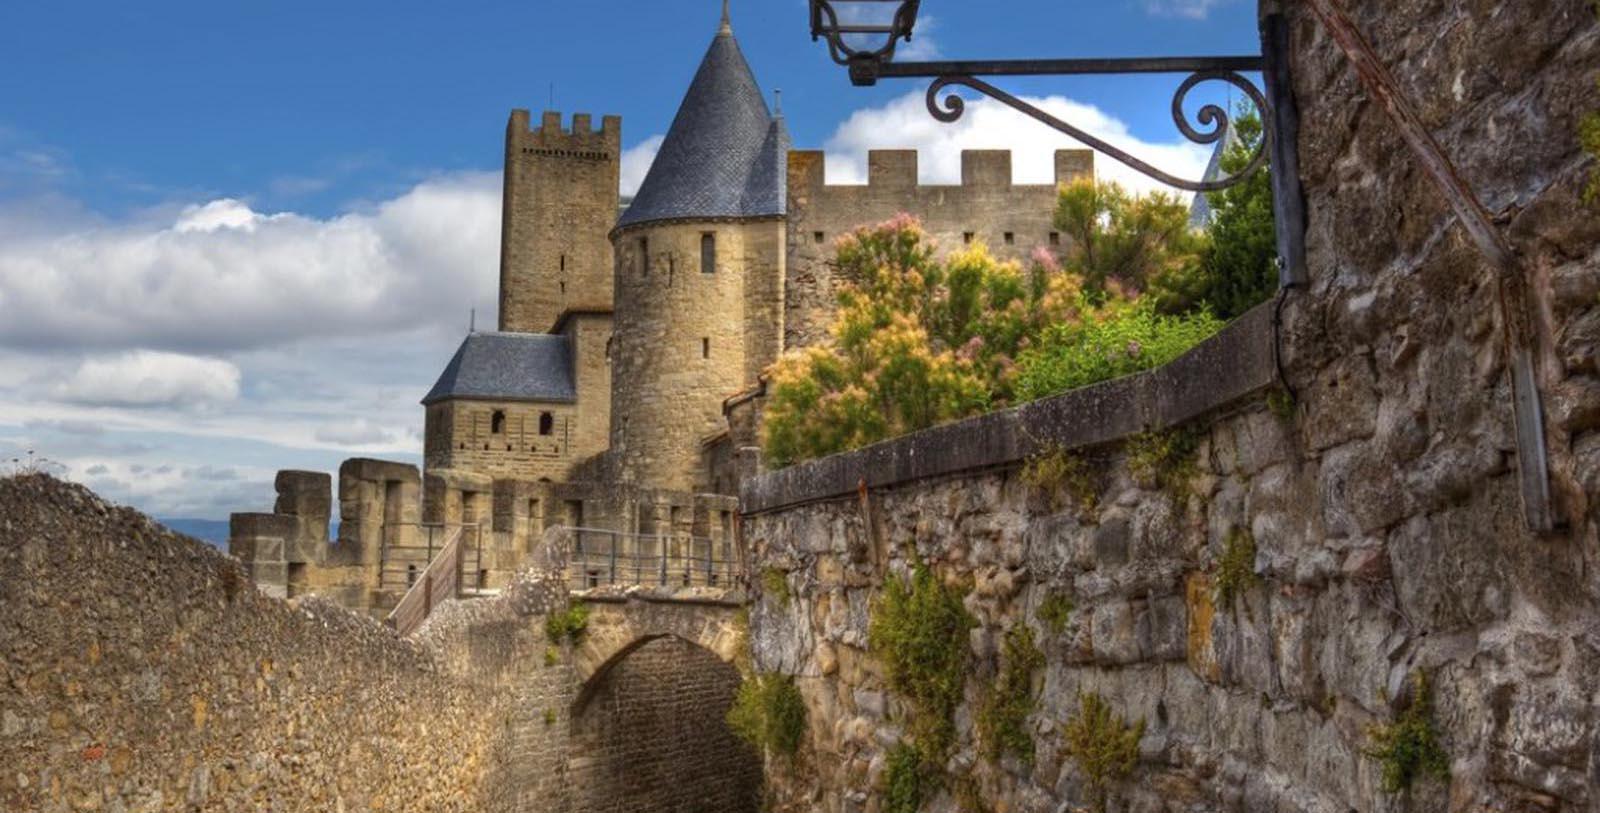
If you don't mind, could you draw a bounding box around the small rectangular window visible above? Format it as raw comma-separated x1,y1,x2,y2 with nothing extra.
813,231,825,244
701,337,710,359
701,232,716,274
1003,232,1015,246
1049,232,1061,246
638,237,649,275
963,232,975,245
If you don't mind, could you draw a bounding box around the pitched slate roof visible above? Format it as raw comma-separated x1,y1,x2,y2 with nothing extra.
421,332,576,406
615,15,787,230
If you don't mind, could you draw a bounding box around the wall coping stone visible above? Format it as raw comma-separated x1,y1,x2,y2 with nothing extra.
741,300,1277,515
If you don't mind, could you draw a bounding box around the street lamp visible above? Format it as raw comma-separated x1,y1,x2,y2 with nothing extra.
805,0,1306,285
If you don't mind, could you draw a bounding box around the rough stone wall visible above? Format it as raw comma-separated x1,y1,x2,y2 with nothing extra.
560,310,616,478
610,218,786,493
742,4,1600,811
0,474,499,813
783,148,1094,349
425,399,583,480
500,110,620,334
568,636,761,813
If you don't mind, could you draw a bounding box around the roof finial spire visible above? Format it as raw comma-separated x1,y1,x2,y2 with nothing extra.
719,0,732,35
774,88,783,116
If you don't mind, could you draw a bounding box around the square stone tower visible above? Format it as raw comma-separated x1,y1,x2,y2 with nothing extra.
499,110,621,334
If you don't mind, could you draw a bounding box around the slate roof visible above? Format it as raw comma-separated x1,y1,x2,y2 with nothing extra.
421,332,576,406
615,17,787,230
1188,122,1242,229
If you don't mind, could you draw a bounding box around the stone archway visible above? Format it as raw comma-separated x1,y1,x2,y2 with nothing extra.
566,631,760,813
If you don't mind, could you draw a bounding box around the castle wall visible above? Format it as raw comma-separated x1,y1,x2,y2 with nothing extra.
784,148,1094,349
500,110,621,334
558,311,615,475
609,218,786,493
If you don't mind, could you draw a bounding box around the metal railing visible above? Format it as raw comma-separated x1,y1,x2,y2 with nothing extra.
385,525,467,637
555,527,741,592
378,522,484,594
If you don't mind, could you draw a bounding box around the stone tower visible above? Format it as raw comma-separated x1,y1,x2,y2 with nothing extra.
608,4,788,492
499,109,621,334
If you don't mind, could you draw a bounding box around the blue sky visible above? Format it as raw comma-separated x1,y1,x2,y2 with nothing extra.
0,0,1260,518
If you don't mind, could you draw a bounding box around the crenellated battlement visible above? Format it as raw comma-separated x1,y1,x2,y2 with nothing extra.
508,109,622,150
788,148,1094,193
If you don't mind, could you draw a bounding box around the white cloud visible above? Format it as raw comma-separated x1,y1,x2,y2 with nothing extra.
0,171,501,353
822,89,1212,201
896,15,940,61
1141,0,1234,19
313,417,396,446
620,135,664,198
51,350,241,408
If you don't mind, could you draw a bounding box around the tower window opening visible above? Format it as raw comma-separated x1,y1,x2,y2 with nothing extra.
638,237,649,276
1003,232,1015,246
813,231,825,244
963,232,975,245
491,410,506,434
701,337,710,359
560,254,566,272
539,412,554,436
560,281,567,294
1049,231,1061,246
701,233,716,274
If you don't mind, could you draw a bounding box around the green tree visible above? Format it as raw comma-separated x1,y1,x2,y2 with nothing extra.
1053,178,1203,302
1149,109,1278,320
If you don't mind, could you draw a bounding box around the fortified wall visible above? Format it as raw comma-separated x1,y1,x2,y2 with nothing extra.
740,1,1600,812
783,148,1095,349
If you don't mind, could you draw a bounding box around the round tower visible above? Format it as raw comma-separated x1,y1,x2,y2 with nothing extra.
608,4,789,492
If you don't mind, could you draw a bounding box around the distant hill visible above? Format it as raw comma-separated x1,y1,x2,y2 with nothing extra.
156,518,230,548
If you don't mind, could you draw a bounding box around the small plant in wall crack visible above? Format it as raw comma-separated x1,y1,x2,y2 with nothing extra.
761,566,792,607
977,624,1045,766
1125,427,1202,504
1036,591,1075,636
1364,670,1450,794
727,672,808,758
544,601,590,646
1020,444,1100,518
1062,692,1145,813
1212,527,1260,611
1585,1,1600,204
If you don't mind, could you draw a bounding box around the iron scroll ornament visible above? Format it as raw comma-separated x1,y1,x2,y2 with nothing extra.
924,71,1272,194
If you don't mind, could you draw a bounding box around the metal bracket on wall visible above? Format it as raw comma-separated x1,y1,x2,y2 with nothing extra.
1303,0,1555,532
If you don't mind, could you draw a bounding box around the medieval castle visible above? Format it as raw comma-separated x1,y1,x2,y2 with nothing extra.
228,5,1095,615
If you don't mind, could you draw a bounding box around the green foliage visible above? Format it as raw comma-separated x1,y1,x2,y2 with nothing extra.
544,602,590,646
883,743,928,813
1036,592,1075,636
727,673,808,758
1583,95,1600,205
1020,445,1099,516
1125,428,1203,502
1266,387,1296,421
1148,108,1279,320
978,625,1045,765
1062,693,1146,813
868,563,977,762
761,567,792,607
1053,177,1204,301
1365,671,1451,794
1213,528,1259,610
1012,301,1223,402
543,645,561,667
543,708,557,727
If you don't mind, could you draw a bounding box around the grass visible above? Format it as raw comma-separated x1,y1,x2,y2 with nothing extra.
1213,527,1259,611
761,567,792,607
1365,671,1450,794
544,602,590,646
1036,592,1075,636
1020,445,1099,517
727,673,808,758
977,624,1045,765
868,563,977,779
1062,693,1145,813
1125,427,1203,503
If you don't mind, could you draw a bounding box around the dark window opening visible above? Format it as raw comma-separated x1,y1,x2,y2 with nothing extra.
539,412,554,436
638,237,649,275
701,233,716,274
490,410,506,434
1049,232,1061,246
701,337,710,359
963,232,975,245
559,281,566,294
813,231,825,244
560,254,566,272
1003,232,1015,246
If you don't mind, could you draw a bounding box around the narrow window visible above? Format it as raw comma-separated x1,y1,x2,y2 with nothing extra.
701,232,716,274
560,254,566,272
637,236,649,275
560,281,566,294
1049,231,1061,246
1003,232,1015,246
963,232,975,245
539,412,554,436
701,337,710,359
813,231,825,244
490,410,506,434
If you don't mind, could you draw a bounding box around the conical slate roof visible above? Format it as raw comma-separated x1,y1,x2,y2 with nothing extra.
616,13,787,230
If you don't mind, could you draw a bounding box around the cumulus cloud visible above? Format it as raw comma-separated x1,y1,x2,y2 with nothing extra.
50,350,241,408
1141,0,1235,19
0,171,501,353
620,135,665,198
313,417,396,447
822,89,1212,201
